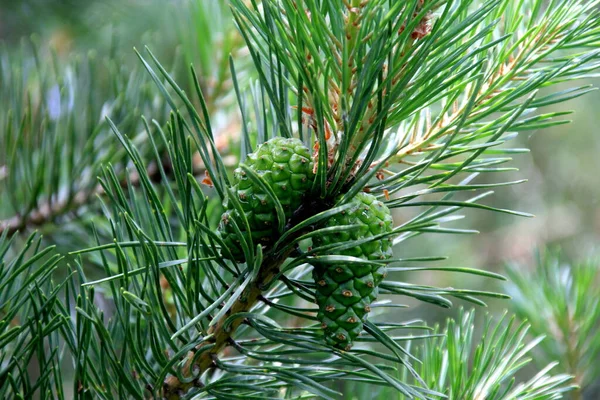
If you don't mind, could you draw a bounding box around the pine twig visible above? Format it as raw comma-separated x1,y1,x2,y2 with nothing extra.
0,162,160,237
0,188,99,237
162,249,292,399
0,151,237,236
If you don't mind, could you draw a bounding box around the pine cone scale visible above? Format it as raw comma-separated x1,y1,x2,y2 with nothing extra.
219,137,315,262
312,192,393,349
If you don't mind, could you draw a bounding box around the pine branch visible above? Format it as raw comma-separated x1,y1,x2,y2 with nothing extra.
0,42,167,239
0,1,247,242
162,247,293,398
58,1,600,399
0,156,236,237
505,250,600,398
0,232,67,398
0,187,97,236
393,309,576,400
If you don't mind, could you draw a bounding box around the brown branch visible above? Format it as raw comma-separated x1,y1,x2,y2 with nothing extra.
0,116,240,237
162,249,292,399
0,162,163,237
0,148,239,237
0,187,101,237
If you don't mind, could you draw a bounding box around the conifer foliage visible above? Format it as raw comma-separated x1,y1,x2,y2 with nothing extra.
1,0,600,399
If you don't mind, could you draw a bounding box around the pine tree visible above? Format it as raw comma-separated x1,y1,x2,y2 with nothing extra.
1,0,600,399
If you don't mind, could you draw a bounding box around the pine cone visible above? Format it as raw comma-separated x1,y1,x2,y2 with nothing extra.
312,192,393,350
219,137,314,262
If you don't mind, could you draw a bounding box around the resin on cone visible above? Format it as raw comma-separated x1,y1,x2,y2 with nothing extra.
218,137,314,262
312,192,393,349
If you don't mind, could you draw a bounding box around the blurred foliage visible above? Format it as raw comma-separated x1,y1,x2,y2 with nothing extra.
0,0,90,43
506,251,600,399
400,309,575,400
0,0,246,257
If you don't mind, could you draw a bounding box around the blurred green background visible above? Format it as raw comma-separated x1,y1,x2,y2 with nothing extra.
1,0,599,398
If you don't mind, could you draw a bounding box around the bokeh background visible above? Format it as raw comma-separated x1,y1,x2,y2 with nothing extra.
2,0,599,398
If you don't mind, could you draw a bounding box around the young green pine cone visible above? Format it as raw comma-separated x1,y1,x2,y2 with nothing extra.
312,192,393,350
218,137,314,262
